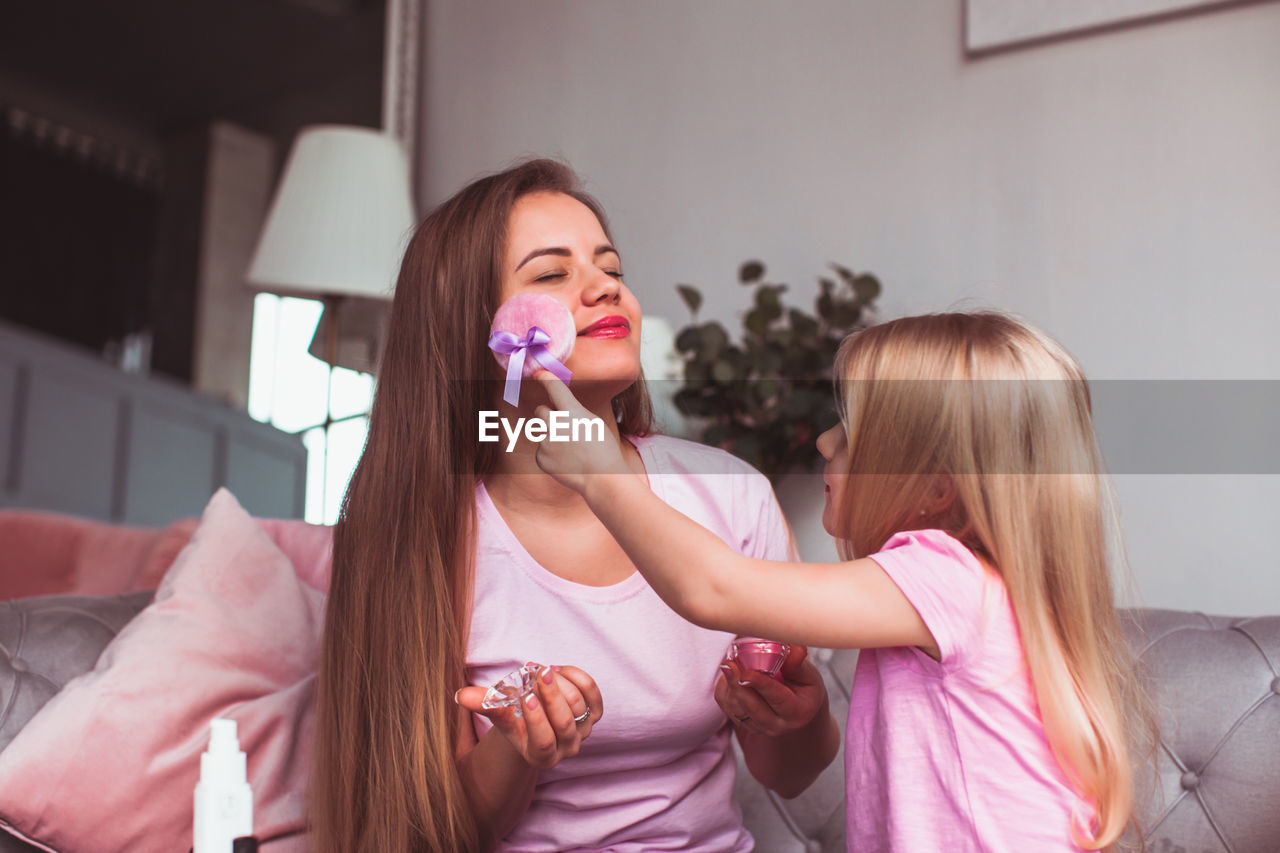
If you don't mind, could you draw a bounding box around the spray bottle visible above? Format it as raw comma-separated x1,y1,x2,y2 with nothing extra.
193,717,254,853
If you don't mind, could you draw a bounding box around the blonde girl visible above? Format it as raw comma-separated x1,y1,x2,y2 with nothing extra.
534,312,1148,851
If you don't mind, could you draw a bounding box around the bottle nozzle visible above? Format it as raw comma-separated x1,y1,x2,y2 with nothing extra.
201,717,248,785
208,718,239,753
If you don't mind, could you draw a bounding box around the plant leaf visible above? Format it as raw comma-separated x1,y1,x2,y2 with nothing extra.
701,322,729,356
711,359,736,384
675,325,703,353
671,257,884,480
755,286,782,310
675,284,703,316
832,303,862,329
683,359,709,382
853,274,881,303
735,433,764,465
789,308,819,338
703,422,730,448
816,284,835,319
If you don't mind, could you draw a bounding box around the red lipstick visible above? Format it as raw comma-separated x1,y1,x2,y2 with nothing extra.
579,315,631,339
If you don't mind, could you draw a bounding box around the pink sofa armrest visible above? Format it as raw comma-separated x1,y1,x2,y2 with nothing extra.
0,511,197,601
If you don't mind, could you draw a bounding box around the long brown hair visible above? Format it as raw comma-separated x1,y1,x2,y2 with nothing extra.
313,159,653,852
832,312,1152,849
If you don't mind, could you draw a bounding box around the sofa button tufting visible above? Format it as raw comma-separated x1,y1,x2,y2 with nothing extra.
1272,676,1280,695
805,840,822,853
1180,771,1200,790
812,648,833,664
9,656,28,673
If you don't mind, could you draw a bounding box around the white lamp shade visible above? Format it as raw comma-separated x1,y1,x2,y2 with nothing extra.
247,125,416,300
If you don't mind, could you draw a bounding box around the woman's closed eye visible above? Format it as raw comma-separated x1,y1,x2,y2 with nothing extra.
533,268,624,283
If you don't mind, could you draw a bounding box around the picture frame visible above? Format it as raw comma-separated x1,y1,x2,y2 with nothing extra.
964,0,1272,54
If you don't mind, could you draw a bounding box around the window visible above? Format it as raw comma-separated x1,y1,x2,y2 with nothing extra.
247,293,373,524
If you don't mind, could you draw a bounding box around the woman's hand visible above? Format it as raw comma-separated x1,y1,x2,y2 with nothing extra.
456,664,604,770
531,371,630,493
716,645,827,738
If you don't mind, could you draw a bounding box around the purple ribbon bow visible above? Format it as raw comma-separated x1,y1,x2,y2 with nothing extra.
487,325,573,407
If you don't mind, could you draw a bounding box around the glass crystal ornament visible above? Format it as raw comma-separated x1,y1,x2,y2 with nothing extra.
480,662,543,710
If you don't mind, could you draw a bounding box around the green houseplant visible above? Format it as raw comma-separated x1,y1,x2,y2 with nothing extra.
672,261,882,481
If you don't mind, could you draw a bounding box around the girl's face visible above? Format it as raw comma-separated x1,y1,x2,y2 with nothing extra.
500,191,642,394
816,424,850,536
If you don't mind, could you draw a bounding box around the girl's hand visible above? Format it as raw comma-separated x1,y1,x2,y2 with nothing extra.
531,371,630,492
456,664,604,770
716,645,828,738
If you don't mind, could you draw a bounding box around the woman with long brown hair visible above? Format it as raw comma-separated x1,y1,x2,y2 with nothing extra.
312,159,839,851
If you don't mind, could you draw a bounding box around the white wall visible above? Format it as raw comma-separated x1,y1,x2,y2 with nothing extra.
419,1,1280,614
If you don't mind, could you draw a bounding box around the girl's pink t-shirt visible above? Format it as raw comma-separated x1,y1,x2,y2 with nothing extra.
847,529,1091,852
468,434,795,852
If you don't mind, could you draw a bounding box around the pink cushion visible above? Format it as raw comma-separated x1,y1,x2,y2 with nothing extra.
0,511,197,601
0,489,328,852
257,518,332,595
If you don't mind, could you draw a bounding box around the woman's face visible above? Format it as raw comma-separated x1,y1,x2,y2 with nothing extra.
500,191,642,395
816,424,850,536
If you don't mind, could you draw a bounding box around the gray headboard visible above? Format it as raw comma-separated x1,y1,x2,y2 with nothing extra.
0,320,305,523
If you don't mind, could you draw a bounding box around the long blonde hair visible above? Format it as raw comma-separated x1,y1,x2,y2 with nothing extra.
831,312,1148,849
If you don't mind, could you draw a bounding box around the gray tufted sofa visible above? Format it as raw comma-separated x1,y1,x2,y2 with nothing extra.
2,596,1278,852
732,609,1280,853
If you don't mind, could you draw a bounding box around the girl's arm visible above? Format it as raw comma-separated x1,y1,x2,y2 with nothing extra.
534,375,936,654
582,472,934,650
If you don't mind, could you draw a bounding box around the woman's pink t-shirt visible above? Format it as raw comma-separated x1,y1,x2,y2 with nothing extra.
468,434,794,852
847,529,1090,852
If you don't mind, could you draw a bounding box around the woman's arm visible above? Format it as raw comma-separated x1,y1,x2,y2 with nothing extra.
723,648,841,798
454,666,603,850
533,375,936,654
590,474,846,794
454,707,539,848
